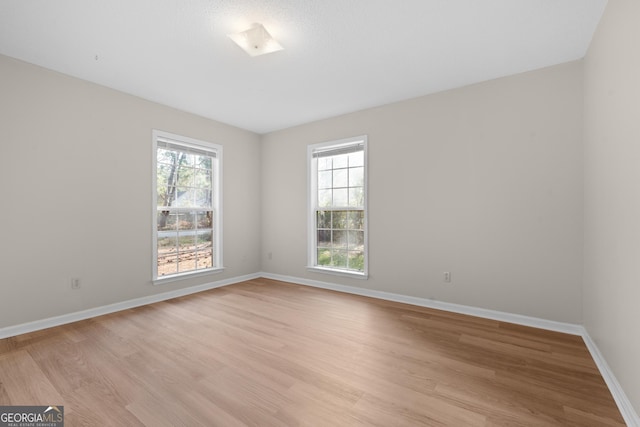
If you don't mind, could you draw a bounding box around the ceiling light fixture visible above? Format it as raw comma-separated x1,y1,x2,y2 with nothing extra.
228,23,283,57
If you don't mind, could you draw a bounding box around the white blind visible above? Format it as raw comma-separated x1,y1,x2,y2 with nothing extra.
312,141,364,158
157,137,217,158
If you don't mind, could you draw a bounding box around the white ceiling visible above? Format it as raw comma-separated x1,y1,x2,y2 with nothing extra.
0,0,607,134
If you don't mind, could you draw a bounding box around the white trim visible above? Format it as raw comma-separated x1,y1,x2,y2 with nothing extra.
215,145,224,269
306,266,368,280
152,266,224,285
582,332,640,427
0,273,260,340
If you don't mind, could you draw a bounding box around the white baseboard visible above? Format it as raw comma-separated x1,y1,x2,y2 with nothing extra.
260,272,583,335
582,333,640,427
0,272,261,340
260,271,639,426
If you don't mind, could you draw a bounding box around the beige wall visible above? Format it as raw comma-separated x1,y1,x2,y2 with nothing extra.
261,61,584,323
0,54,585,329
584,0,640,414
0,55,262,328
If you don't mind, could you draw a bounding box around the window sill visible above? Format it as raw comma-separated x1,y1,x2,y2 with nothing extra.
307,266,368,280
153,267,225,285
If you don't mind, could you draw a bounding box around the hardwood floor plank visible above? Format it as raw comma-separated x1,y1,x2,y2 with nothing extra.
0,278,626,426
354,390,487,427
435,381,564,427
27,336,102,397
126,385,247,427
0,349,64,406
563,405,626,427
197,369,294,427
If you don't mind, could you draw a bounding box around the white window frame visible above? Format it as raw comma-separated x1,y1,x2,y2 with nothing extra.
152,130,223,284
307,135,368,279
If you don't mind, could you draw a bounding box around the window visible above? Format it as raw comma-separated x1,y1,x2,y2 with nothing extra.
152,130,222,282
308,136,368,277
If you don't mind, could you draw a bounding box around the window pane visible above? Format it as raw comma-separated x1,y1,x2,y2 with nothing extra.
158,254,178,276
333,154,348,169
195,169,211,188
333,231,347,248
197,211,212,229
348,230,364,249
196,230,213,247
318,157,332,171
348,251,365,271
180,153,195,167
157,164,175,182
348,151,364,167
177,235,195,253
317,230,331,247
318,170,332,189
318,189,332,207
317,248,331,266
333,188,348,206
349,167,364,187
157,165,175,207
317,211,331,229
348,187,364,207
177,166,194,187
177,251,196,273
158,234,177,251
332,249,347,267
177,212,195,230
347,211,364,230
158,235,178,276
175,188,194,207
333,169,348,188
196,249,213,269
157,148,177,165
157,211,176,231
159,187,177,208
195,189,212,208
332,211,347,229
195,155,212,170
157,185,168,206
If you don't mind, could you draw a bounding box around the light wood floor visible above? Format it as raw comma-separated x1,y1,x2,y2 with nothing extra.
0,278,625,426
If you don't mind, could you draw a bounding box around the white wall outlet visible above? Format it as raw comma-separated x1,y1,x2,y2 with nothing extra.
443,272,451,283
71,278,81,289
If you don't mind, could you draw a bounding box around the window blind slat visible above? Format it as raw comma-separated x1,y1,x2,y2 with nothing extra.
312,142,364,158
157,138,217,158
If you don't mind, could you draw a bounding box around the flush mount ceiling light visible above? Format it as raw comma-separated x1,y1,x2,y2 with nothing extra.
228,23,283,57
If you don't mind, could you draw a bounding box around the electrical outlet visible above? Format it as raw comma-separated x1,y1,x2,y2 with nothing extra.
443,272,451,283
71,278,81,289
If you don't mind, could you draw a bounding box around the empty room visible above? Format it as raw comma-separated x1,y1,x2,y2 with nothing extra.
1,0,639,425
